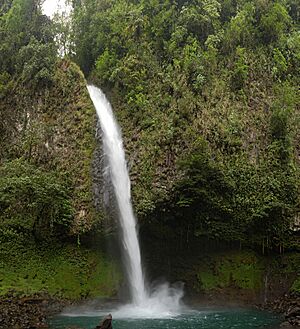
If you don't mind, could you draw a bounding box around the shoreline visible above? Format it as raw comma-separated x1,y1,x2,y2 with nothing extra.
1,292,298,329
0,294,67,329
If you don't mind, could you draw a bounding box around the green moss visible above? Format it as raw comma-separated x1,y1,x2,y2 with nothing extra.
282,253,300,273
0,237,121,299
196,251,264,292
290,277,300,293
197,271,219,290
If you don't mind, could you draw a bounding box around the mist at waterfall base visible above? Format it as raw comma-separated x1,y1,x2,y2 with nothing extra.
87,85,184,318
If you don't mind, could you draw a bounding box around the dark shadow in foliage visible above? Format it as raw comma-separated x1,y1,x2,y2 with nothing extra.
172,138,234,241
270,107,291,165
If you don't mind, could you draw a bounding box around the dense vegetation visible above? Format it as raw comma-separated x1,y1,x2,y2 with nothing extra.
70,0,300,252
0,0,101,236
0,0,121,298
0,0,299,299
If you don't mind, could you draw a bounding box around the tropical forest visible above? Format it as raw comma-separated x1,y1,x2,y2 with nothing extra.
0,0,299,328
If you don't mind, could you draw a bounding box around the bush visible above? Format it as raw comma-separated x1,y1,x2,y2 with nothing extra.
259,2,291,45
16,37,56,87
0,159,74,239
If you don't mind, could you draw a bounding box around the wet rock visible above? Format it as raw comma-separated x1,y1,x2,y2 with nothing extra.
285,306,300,318
0,294,66,329
265,292,300,327
95,313,113,329
280,321,294,328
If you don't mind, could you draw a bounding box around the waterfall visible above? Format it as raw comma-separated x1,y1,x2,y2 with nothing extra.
87,85,183,318
87,85,147,305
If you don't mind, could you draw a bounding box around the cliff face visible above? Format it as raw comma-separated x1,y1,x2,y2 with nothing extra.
0,60,122,299
76,0,300,255
1,0,299,303
141,227,299,305
1,60,99,234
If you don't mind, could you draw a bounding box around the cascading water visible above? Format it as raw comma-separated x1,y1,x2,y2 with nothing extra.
49,88,281,328
87,85,147,305
54,87,280,328
87,85,184,318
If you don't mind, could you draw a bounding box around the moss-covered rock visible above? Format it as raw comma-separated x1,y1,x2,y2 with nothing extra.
195,251,264,292
192,251,299,302
0,59,101,234
0,235,121,299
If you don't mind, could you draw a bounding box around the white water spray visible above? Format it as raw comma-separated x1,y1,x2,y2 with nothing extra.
87,85,146,305
87,85,183,318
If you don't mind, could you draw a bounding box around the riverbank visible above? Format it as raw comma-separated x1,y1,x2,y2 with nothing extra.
1,291,298,329
0,240,121,328
0,294,66,329
263,292,300,327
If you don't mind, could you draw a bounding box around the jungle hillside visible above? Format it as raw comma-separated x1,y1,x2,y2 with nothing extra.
0,0,299,315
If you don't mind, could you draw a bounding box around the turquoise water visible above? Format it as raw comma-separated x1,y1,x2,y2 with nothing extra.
48,308,281,329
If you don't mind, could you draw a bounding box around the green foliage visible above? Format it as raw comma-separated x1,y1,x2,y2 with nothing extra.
272,48,287,79
16,36,56,87
290,277,300,293
269,82,298,164
0,236,121,299
52,7,73,57
196,252,264,292
171,133,299,249
231,47,249,90
229,157,298,248
94,48,118,83
0,71,12,98
270,108,290,163
175,138,233,223
0,0,13,16
259,2,291,45
286,31,300,76
69,0,299,252
222,2,256,52
0,0,56,82
0,159,74,238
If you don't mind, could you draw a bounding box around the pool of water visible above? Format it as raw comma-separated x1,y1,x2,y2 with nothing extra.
48,307,281,329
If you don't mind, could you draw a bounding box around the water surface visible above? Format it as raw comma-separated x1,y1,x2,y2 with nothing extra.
49,307,280,329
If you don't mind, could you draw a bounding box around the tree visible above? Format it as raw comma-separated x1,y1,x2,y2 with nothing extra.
16,36,56,87
0,0,56,76
259,2,291,45
0,159,74,239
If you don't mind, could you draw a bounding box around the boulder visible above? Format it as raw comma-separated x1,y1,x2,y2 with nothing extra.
95,314,113,329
